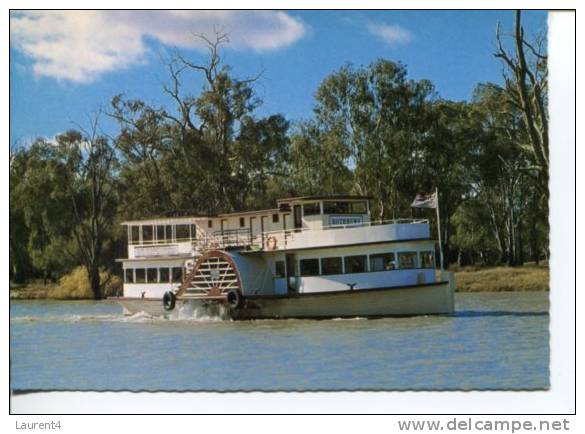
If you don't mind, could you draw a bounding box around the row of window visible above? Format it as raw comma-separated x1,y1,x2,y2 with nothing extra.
275,251,434,278
130,215,284,243
301,201,368,217
129,224,196,244
128,202,367,244
124,267,184,284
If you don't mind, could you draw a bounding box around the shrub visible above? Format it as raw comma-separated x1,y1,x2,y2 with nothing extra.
49,266,121,299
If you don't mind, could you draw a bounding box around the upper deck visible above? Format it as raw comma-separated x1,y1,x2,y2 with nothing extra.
120,196,431,259
193,219,430,253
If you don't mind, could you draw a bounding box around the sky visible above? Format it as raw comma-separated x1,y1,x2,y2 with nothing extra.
9,10,548,147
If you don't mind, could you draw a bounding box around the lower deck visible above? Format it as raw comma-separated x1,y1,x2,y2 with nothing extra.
120,239,439,300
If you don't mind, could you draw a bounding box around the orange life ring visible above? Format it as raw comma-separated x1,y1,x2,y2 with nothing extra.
265,236,278,250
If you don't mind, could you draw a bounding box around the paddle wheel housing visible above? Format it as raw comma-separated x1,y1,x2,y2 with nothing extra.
177,250,243,299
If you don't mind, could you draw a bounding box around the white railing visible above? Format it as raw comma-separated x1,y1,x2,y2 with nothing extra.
191,219,429,252
193,228,255,251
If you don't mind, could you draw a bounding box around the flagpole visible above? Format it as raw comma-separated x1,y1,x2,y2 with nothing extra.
435,187,444,271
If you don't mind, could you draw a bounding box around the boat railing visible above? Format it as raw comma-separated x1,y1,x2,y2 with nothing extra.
256,218,429,250
192,218,429,252
193,228,254,251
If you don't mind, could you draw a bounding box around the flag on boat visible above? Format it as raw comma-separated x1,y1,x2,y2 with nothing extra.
411,192,437,208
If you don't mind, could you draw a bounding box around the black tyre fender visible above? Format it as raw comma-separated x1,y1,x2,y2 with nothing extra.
163,291,176,311
226,289,243,309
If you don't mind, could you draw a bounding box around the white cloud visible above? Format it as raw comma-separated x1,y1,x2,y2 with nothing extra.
10,10,307,83
366,21,413,46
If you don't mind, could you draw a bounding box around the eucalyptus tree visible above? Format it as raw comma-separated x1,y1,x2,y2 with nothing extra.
52,127,119,298
110,31,290,216
9,125,118,296
10,141,78,283
307,59,438,219
495,10,548,201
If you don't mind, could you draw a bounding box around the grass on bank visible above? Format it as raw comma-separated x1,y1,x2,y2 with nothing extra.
10,266,122,300
453,263,549,292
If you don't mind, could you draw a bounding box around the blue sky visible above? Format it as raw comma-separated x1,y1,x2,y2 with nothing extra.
9,10,547,147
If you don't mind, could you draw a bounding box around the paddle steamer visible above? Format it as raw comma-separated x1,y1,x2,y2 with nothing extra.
115,195,455,319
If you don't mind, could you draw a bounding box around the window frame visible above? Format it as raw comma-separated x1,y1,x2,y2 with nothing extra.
299,258,320,277
369,252,396,272
147,268,158,283
420,251,435,268
303,202,321,216
131,226,140,244
135,268,146,283
171,267,183,283
321,257,343,275
159,267,170,283
142,225,154,243
124,268,134,283
175,224,190,241
398,251,419,269
275,261,286,278
344,255,368,274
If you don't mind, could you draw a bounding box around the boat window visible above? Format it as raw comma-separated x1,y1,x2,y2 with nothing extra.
147,268,157,283
275,261,285,278
176,224,190,240
159,267,170,283
124,269,134,283
420,251,435,268
344,255,367,273
370,253,396,272
272,213,279,223
323,201,368,214
171,267,183,283
299,259,320,276
321,257,343,275
208,220,213,228
398,252,418,269
324,201,350,214
131,226,140,243
303,202,321,216
191,224,197,240
142,225,153,243
135,269,146,283
156,225,165,243
350,201,368,214
165,225,173,241
240,217,245,227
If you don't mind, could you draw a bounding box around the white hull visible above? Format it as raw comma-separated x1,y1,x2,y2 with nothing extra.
114,278,455,320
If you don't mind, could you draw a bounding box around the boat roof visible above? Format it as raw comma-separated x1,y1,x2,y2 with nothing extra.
121,194,371,225
276,194,372,203
121,208,282,225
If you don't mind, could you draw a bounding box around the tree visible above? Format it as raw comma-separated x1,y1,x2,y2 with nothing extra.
110,31,290,216
53,125,118,299
10,141,78,283
307,60,437,219
495,10,548,200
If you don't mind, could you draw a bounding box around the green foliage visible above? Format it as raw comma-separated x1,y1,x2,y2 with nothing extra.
49,266,122,299
9,22,549,293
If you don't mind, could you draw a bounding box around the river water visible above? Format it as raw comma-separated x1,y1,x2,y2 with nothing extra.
9,292,549,391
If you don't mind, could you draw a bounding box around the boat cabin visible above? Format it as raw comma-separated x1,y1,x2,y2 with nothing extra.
118,195,436,300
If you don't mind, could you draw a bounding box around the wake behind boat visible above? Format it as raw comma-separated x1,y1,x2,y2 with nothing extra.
112,195,455,319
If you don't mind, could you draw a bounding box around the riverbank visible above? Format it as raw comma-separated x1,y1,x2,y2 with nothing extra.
10,282,60,300
454,264,549,292
10,267,122,300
